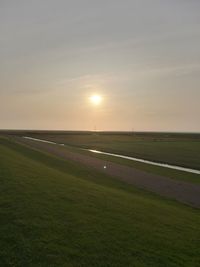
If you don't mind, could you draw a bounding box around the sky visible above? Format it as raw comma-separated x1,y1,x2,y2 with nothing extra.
1,0,200,132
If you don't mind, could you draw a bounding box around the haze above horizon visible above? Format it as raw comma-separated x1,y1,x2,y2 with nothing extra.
1,0,200,132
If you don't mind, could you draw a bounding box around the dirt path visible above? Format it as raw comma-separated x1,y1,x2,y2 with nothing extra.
17,137,200,208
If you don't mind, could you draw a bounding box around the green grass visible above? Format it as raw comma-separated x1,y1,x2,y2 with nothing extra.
15,132,200,170
13,135,199,184
0,137,200,267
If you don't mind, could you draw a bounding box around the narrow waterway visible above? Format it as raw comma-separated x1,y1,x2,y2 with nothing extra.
23,136,200,175
89,149,200,175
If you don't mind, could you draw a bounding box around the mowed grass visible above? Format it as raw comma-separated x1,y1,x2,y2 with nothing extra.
18,132,200,170
0,138,200,267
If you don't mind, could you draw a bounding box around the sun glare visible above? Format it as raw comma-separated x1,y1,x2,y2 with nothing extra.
90,94,102,105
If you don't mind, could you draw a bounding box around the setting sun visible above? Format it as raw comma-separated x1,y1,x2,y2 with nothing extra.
90,94,102,105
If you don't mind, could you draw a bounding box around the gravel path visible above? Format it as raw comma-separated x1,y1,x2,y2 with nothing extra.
17,137,200,208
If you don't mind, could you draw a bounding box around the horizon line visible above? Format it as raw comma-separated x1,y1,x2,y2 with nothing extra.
0,129,200,134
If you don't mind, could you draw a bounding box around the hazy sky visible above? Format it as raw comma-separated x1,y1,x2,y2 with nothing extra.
1,0,200,131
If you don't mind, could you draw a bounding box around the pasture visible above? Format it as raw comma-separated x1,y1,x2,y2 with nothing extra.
5,131,199,183
0,136,200,266
10,131,200,170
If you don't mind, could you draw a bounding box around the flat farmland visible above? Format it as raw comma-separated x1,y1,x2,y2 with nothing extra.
0,136,200,267
11,131,200,170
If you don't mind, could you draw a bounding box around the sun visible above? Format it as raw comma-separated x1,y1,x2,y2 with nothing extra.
90,94,102,105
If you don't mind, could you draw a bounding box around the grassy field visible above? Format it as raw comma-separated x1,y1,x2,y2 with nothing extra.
9,131,200,170
0,137,200,267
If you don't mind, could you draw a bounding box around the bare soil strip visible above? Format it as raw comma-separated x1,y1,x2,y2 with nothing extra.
88,149,200,174
17,137,200,208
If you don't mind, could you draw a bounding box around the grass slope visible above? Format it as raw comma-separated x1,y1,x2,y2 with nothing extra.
0,138,200,267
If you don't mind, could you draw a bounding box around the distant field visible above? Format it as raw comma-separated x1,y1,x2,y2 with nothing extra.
0,137,200,267
7,130,200,170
